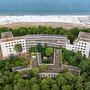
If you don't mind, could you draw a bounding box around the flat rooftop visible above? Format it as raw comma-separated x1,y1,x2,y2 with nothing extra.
25,34,67,38
0,36,25,43
78,32,90,39
1,32,13,39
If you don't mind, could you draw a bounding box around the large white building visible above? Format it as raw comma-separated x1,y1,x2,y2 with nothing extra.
25,34,67,51
0,32,26,57
66,32,90,58
0,32,67,58
0,31,90,58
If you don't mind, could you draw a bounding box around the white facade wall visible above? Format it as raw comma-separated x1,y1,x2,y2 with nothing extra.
66,40,90,58
1,39,26,57
66,44,73,51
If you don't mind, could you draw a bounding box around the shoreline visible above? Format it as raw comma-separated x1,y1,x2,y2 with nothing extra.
0,15,90,24
0,14,90,16
0,15,90,30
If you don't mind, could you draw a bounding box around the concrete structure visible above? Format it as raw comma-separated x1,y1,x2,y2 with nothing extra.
32,49,63,73
0,31,89,58
0,33,67,58
66,32,90,58
0,36,26,57
12,65,31,71
39,73,59,78
1,32,13,39
25,34,67,50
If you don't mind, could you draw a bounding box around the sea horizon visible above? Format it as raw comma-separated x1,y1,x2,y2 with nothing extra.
0,14,90,17
0,0,90,16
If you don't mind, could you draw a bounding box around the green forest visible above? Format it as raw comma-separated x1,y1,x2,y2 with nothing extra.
0,26,90,90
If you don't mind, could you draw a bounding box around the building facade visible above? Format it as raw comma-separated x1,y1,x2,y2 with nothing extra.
0,31,89,58
0,33,67,58
25,34,67,51
66,32,90,58
0,36,26,57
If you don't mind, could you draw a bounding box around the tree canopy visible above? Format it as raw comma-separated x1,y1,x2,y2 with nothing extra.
40,63,47,72
0,26,90,90
45,48,53,56
14,44,22,54
37,43,43,52
28,67,39,78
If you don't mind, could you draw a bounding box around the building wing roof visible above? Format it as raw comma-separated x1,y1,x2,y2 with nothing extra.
25,34,67,38
74,32,90,43
1,32,13,39
78,32,90,39
0,36,25,43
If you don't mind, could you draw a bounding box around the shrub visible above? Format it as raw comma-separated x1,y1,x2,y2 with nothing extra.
19,71,23,75
45,48,53,56
21,61,28,67
24,69,28,73
42,59,50,64
40,64,47,72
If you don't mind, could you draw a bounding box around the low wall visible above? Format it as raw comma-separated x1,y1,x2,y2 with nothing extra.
12,65,32,71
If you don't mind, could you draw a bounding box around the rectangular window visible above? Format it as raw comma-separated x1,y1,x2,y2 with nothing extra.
72,49,74,51
85,43,87,45
81,45,83,47
79,42,81,44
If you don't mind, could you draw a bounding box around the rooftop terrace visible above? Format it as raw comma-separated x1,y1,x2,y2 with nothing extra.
1,32,13,39
78,32,90,39
0,36,25,43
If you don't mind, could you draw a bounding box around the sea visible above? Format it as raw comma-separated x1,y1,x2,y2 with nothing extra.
0,0,90,15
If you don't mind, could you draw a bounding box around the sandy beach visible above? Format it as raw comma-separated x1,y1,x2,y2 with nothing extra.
0,15,90,30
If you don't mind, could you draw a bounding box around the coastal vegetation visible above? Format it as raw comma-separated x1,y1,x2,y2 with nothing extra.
0,26,90,90
0,26,90,43
0,53,90,90
0,43,90,90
